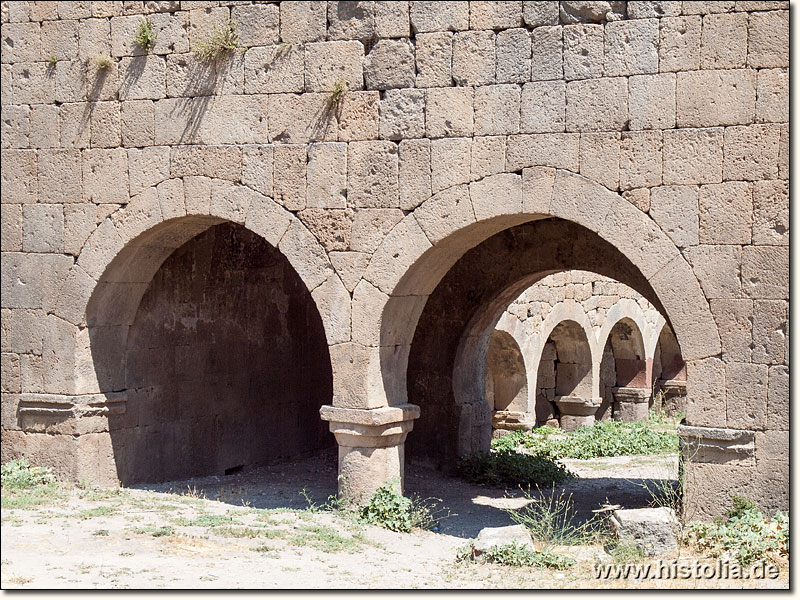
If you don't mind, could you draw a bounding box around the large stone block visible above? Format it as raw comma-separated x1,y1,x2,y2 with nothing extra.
752,180,788,246
710,299,752,363
29,104,59,149
684,357,726,427
767,365,788,431
414,32,452,88
118,56,166,100
82,148,129,204
2,150,37,204
364,39,415,90
723,124,780,181
414,184,474,243
298,208,352,253
523,1,559,26
604,18,659,76
306,142,347,209
471,136,507,181
506,133,580,172
698,181,752,245
496,28,530,83
350,208,404,253
272,145,306,211
279,1,326,43
22,204,63,254
659,15,701,72
39,19,79,61
742,246,789,299
1,253,73,310
1,105,30,149
520,81,565,133
756,68,789,124
747,10,788,69
452,30,495,86
305,40,364,93
243,45,304,94
662,127,723,185
563,24,603,80
127,146,169,196
1,205,22,252
375,1,409,37
241,145,273,198
752,300,787,365
474,84,520,136
425,87,473,138
701,12,747,69
676,69,756,127
470,1,523,29
725,362,767,430
579,133,619,190
410,1,469,33
399,139,431,211
684,245,741,299
629,73,676,130
430,137,471,194
379,89,425,140
0,22,41,63
610,507,679,557
348,140,399,208
566,78,628,132
0,308,46,353
627,1,682,18
155,95,267,145
120,100,154,147
40,149,84,204
78,17,111,61
231,3,279,47
530,25,563,80
89,102,121,149
327,0,376,41
619,131,662,190
337,91,380,142
171,145,242,181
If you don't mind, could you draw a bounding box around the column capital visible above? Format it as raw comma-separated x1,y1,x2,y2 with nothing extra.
319,404,420,448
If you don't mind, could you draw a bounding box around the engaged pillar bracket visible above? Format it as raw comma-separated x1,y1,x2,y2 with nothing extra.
319,404,421,448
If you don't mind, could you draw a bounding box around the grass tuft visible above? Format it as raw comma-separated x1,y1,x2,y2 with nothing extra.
133,18,157,51
193,18,243,61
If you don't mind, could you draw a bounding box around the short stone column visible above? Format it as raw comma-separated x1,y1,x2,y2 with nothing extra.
612,387,650,422
319,403,420,504
554,396,601,432
658,379,687,416
491,410,535,439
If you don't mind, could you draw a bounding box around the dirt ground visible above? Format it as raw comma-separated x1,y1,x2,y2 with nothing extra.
0,451,788,589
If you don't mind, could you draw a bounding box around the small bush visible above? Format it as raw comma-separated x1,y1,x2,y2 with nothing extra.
1,459,55,490
492,421,678,460
359,481,444,533
457,449,573,488
193,18,242,61
507,487,601,549
133,18,157,51
475,542,576,570
327,78,348,107
687,496,789,566
93,55,113,70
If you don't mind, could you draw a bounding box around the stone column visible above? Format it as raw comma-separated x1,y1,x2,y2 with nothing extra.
319,403,420,503
612,386,650,422
658,378,687,416
554,396,601,432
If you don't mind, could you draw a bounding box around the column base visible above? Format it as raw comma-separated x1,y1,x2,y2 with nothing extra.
555,396,601,432
612,387,650,422
320,404,420,504
658,379,687,416
491,410,535,438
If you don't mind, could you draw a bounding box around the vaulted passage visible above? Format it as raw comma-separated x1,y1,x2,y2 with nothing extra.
105,223,334,485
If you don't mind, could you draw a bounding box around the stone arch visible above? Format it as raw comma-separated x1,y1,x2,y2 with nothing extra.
652,322,688,416
344,169,719,476
487,313,534,434
47,178,349,397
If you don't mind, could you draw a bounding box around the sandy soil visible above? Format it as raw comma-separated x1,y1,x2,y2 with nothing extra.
1,451,788,589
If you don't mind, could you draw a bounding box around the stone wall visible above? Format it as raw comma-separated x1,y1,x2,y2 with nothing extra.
0,1,788,516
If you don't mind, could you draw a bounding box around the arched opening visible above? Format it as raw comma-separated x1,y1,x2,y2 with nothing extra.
403,216,666,470
485,329,529,436
88,220,335,485
602,318,650,422
545,320,595,432
652,323,687,416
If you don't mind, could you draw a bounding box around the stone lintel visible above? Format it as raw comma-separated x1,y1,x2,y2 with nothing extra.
678,424,755,464
554,396,602,416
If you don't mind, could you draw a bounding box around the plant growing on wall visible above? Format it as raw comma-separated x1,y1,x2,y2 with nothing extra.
194,18,243,61
326,78,348,108
133,18,157,51
93,55,113,70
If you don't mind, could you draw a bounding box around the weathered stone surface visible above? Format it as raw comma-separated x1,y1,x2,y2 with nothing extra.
231,3,279,47
710,299,752,362
336,91,380,142
521,81,565,133
425,87,473,138
659,15,701,72
471,136,506,181
566,78,628,132
756,68,788,124
741,246,788,300
304,40,364,93
280,1,326,43
563,24,603,80
629,74,675,130
399,138,431,210
531,25,563,80
611,507,679,557
474,84,520,136
273,145,306,211
410,2,469,33
685,358,726,428
375,1,409,38
662,128,723,185
767,365,788,431
496,28,530,83
306,142,348,209
560,1,626,23
579,133,619,190
751,180,788,246
506,134,580,172
701,12,747,69
348,141,399,208
698,182,752,245
684,245,741,299
364,39,415,90
650,185,700,247
473,525,534,556
604,18,659,76
2,150,38,204
676,70,756,128
523,1,559,26
244,45,304,94
752,300,787,365
415,32,453,88
350,208,404,253
747,10,788,69
379,89,425,140
327,1,376,41
452,30,495,86
298,208,353,253
725,362,767,430
430,137,471,194
22,204,63,253
723,124,780,182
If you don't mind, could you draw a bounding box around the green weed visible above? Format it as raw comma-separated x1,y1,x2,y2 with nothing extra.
133,18,156,51
457,449,573,488
193,18,242,61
